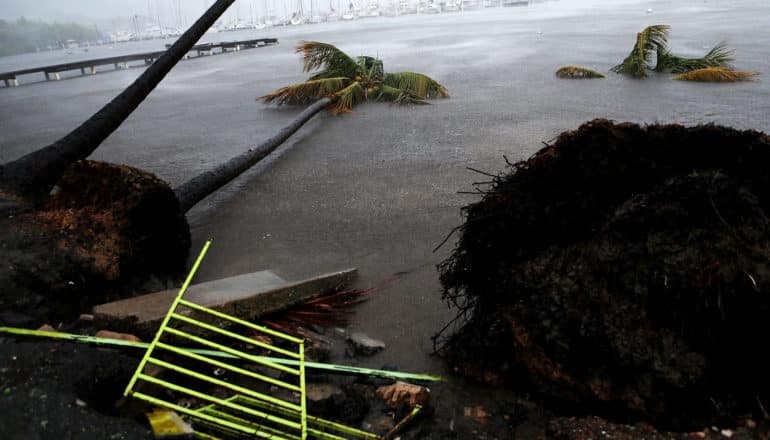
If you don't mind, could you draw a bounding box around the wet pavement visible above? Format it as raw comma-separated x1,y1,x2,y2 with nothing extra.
2,0,770,432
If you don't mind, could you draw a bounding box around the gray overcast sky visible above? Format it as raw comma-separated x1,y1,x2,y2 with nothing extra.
0,1,274,24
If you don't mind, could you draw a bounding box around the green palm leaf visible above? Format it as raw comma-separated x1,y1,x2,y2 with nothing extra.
330,81,365,114
357,56,384,81
611,25,670,78
261,77,350,105
383,72,450,99
374,84,429,105
296,41,361,78
655,41,734,73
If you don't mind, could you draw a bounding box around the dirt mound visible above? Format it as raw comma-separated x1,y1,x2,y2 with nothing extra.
438,119,770,429
0,160,189,326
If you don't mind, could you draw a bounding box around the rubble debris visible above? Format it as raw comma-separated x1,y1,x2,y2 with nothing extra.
145,409,194,438
376,382,430,409
384,405,424,440
94,330,141,342
306,383,345,416
347,332,386,357
464,406,490,425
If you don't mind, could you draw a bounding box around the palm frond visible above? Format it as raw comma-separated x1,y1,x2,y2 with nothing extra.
555,66,606,79
295,41,361,77
673,67,759,82
375,84,430,105
656,41,734,73
330,81,365,114
611,25,671,78
261,77,350,105
357,56,384,81
383,72,449,99
309,68,354,80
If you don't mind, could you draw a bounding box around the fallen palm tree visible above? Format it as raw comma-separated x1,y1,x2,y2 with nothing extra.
555,66,605,79
611,25,738,79
437,119,770,429
0,38,449,327
262,41,448,114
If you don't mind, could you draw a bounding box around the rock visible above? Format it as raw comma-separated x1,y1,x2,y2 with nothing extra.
376,382,430,409
305,383,369,424
464,406,490,425
290,327,331,362
306,383,344,416
346,332,386,357
365,415,395,433
37,324,56,332
95,330,141,343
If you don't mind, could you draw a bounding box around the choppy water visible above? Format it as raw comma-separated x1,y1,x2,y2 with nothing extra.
2,0,770,430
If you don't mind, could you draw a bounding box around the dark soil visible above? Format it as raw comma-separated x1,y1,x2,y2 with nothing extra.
0,160,190,327
438,119,770,430
0,339,151,440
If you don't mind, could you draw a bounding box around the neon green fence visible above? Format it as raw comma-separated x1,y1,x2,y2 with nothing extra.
124,240,378,440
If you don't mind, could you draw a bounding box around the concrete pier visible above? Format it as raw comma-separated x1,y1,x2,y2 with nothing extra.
0,38,278,88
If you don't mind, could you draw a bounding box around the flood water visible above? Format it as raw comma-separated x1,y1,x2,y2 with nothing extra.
2,0,770,432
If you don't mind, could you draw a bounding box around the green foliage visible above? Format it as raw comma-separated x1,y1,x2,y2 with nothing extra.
555,66,606,79
296,41,361,78
374,84,428,105
262,78,351,105
0,17,100,57
611,26,742,80
331,81,365,114
382,72,450,99
611,25,670,78
655,42,734,73
263,41,448,114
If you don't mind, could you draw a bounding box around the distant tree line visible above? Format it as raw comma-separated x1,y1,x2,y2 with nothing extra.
0,17,101,57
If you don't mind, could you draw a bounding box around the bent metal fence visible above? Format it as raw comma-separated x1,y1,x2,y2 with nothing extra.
124,240,378,440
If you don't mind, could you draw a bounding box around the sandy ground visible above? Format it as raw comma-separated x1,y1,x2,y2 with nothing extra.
2,0,770,433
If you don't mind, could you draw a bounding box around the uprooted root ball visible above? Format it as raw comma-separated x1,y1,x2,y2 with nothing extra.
437,119,770,429
0,160,190,325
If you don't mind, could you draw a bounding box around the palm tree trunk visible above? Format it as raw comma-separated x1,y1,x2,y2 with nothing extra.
175,97,332,212
0,0,237,200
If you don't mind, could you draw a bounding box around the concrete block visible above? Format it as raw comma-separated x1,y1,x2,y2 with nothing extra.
93,268,357,336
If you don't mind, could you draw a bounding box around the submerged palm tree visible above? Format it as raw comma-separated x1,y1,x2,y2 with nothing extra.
611,25,735,79
263,41,449,115
611,25,671,78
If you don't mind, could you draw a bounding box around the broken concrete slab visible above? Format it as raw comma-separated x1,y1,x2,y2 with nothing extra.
92,268,357,337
